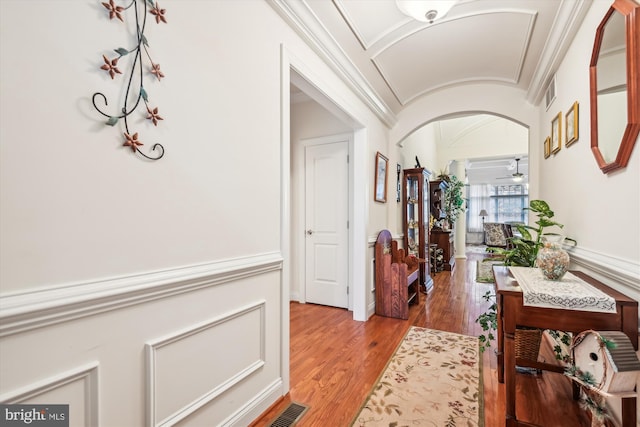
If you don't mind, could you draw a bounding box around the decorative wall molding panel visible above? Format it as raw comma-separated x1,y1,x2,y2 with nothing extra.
0,363,99,427
571,246,639,292
0,252,282,337
146,302,266,427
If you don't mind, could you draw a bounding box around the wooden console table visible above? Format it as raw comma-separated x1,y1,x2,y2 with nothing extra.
493,266,638,427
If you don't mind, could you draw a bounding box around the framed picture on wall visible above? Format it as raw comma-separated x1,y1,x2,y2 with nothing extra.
374,152,388,203
551,112,562,154
544,136,551,159
396,163,401,202
565,101,579,147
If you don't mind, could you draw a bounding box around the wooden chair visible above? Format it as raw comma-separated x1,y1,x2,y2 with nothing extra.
374,230,422,319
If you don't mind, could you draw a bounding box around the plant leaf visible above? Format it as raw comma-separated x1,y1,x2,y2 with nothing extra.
114,48,129,56
141,34,149,47
140,87,148,102
106,116,119,126
529,200,553,216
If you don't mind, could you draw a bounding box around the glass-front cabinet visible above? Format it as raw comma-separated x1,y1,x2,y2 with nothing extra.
403,168,433,292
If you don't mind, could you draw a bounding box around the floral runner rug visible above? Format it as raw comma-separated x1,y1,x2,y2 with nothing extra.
351,327,484,426
476,260,498,283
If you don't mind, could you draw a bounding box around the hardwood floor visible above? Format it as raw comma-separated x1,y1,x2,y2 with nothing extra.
250,247,591,427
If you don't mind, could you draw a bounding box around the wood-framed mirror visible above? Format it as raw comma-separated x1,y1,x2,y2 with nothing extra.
589,0,640,174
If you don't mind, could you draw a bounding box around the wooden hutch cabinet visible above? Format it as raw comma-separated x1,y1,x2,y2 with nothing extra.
429,179,448,220
431,229,454,271
429,179,455,271
403,168,433,292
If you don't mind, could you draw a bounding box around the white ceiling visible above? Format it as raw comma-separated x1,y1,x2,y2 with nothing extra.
279,0,591,185
293,0,587,114
466,155,529,184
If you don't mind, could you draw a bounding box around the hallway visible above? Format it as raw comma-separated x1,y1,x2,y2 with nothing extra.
252,247,591,426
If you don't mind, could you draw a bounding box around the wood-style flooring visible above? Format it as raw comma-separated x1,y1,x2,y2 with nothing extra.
250,247,591,427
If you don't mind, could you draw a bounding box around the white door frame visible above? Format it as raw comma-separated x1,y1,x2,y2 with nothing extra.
284,48,368,321
279,44,369,394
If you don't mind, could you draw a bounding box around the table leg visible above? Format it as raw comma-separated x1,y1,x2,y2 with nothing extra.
621,396,636,427
504,329,517,424
497,292,504,383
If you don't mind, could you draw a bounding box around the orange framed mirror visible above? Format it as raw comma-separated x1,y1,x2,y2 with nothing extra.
589,0,640,174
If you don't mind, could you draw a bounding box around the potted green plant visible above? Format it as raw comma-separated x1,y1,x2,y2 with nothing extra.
476,199,575,360
439,173,466,227
487,199,576,266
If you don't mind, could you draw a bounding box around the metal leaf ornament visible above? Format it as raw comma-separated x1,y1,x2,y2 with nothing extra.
92,0,167,160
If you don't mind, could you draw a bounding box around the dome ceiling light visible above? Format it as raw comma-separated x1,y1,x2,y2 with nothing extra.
396,0,458,23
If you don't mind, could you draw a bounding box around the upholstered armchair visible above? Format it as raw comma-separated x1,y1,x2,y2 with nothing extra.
483,222,513,248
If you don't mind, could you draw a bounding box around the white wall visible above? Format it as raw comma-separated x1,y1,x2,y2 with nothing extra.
0,1,289,425
0,0,390,424
0,1,283,292
436,117,529,164
540,2,640,421
0,1,399,423
541,0,639,296
2,0,637,425
400,125,440,171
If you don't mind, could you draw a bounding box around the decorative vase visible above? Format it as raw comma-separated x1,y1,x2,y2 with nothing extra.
536,235,570,280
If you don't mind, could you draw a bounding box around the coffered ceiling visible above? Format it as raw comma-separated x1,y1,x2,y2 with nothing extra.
271,0,592,121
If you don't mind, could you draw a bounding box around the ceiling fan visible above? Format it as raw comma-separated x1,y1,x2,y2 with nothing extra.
497,158,526,182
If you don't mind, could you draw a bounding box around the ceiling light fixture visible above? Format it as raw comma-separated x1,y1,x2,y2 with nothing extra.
396,0,457,23
512,158,524,182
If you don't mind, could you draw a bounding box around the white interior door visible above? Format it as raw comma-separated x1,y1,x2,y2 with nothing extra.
304,140,349,308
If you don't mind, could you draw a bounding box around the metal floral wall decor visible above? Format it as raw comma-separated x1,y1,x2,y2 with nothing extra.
92,0,168,160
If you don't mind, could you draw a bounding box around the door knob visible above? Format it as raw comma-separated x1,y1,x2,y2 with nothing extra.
306,229,313,235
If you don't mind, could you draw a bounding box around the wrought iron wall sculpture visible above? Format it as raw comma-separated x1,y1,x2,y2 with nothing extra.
92,0,167,160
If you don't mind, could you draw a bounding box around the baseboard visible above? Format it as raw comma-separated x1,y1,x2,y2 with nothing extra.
221,378,284,426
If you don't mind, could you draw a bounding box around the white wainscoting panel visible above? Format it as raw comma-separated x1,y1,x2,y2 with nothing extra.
570,246,640,330
570,246,640,292
146,301,266,427
1,252,283,427
0,363,99,427
0,252,282,338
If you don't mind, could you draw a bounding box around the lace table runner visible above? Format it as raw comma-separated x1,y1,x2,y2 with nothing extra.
508,267,616,313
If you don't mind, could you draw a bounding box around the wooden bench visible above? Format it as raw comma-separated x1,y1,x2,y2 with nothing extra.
374,229,422,319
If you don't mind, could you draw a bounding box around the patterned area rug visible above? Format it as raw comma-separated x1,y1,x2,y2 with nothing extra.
476,260,501,283
351,327,483,426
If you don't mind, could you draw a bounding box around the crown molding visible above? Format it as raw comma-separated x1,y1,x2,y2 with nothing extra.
268,0,397,128
526,0,593,105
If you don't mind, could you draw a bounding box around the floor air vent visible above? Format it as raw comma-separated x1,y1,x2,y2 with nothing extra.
269,402,308,427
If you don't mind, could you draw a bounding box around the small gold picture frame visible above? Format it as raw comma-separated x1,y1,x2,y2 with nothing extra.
544,136,551,159
551,111,562,154
565,101,579,147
